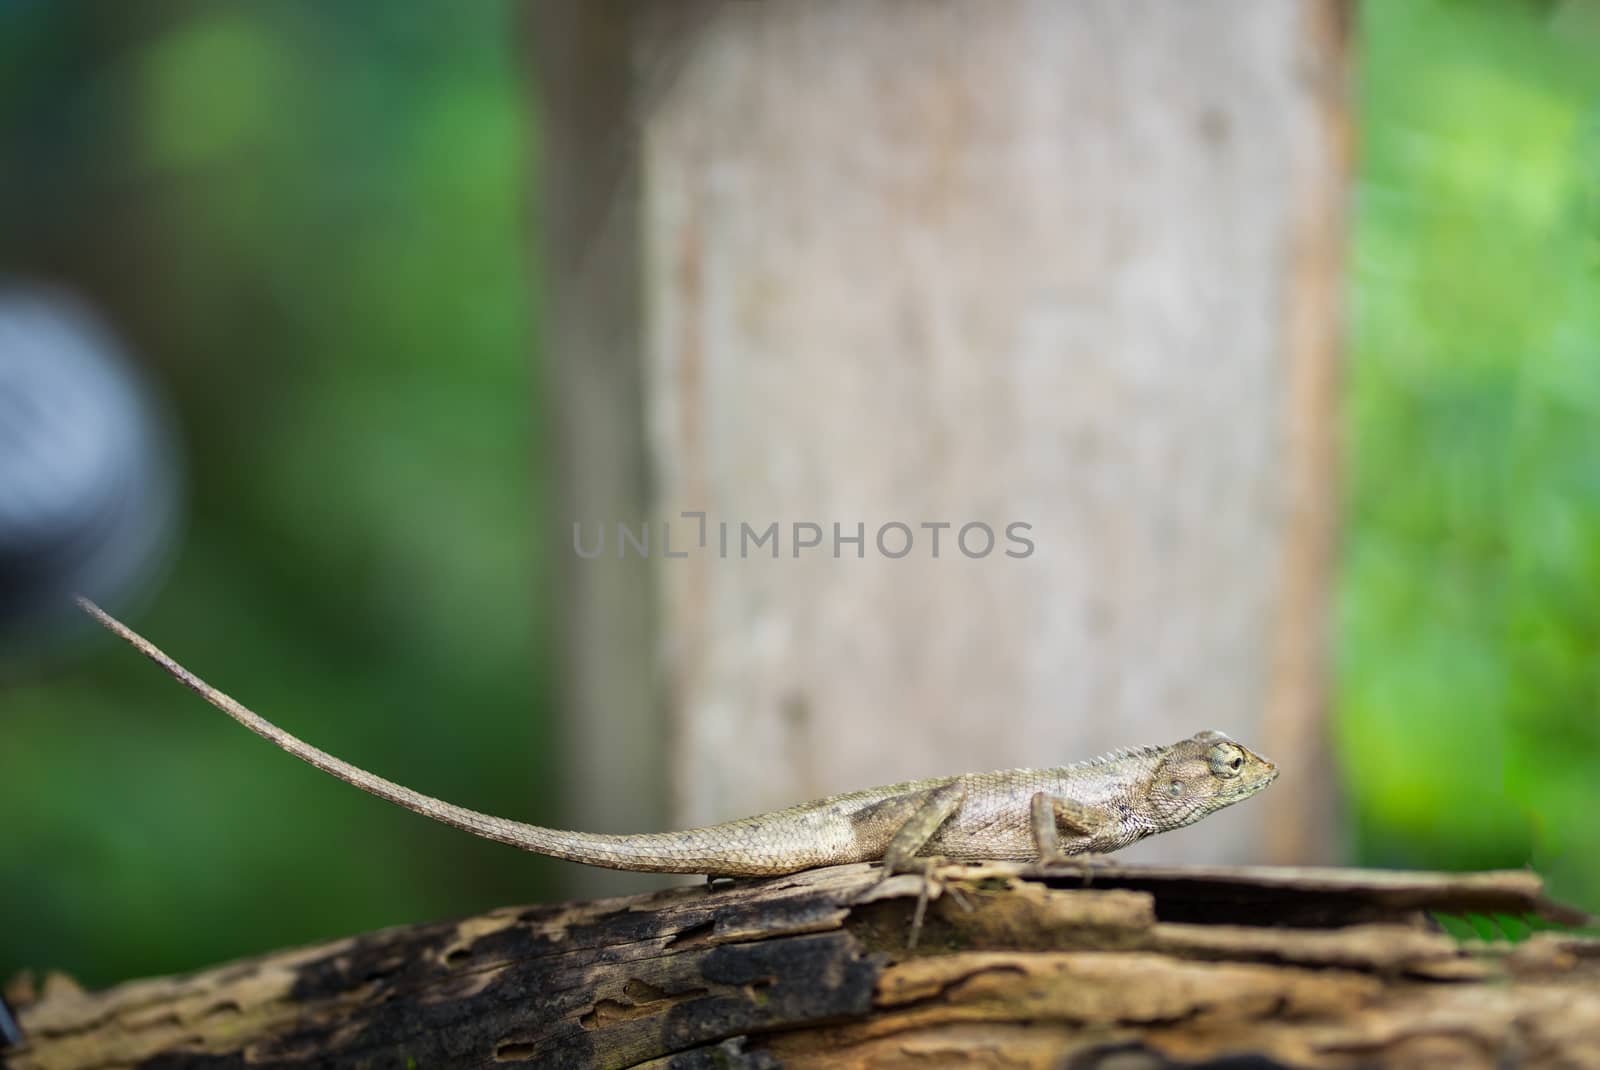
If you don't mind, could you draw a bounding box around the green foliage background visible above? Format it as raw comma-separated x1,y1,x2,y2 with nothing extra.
1339,0,1600,913
1,0,1597,987
2,1,555,985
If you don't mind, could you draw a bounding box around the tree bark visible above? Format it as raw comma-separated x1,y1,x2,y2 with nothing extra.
8,863,1594,1069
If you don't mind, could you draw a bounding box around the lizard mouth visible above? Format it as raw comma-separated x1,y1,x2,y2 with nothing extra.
1226,763,1277,800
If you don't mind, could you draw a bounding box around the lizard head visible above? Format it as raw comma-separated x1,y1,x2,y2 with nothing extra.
1146,729,1278,829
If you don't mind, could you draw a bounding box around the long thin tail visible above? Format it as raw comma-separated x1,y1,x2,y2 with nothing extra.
75,597,787,874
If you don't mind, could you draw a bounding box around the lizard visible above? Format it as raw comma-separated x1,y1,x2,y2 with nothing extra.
76,598,1279,885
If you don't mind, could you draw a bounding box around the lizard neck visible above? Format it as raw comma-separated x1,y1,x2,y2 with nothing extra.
1044,744,1167,804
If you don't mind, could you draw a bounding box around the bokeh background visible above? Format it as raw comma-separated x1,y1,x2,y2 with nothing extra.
2,0,1598,987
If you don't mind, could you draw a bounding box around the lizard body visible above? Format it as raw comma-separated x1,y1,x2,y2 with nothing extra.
78,599,1278,877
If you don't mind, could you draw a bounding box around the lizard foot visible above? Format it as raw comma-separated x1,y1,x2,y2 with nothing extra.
1035,851,1114,887
896,859,974,949
1071,852,1114,887
705,874,750,891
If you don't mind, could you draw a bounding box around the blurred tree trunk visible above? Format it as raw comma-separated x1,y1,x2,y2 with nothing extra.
533,1,665,896
535,0,1349,895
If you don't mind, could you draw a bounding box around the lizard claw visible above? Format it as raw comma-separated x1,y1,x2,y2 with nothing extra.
943,878,975,914
895,859,974,948
1035,851,1113,887
906,859,936,948
1072,852,1114,887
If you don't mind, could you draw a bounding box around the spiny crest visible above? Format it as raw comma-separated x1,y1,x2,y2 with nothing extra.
1064,743,1164,771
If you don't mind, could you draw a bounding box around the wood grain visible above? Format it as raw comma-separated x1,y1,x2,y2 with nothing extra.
8,862,1594,1069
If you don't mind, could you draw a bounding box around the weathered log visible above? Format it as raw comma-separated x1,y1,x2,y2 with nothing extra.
5,863,1596,1069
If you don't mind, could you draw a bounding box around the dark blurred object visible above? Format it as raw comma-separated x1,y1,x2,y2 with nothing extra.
0,991,19,1052
0,287,180,660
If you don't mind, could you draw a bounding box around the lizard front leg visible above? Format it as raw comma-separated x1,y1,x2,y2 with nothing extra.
1030,791,1113,864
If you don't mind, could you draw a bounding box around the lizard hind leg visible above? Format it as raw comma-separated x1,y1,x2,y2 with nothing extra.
874,782,970,948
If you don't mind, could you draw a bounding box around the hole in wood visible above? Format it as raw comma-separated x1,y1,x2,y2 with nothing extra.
666,918,718,950
494,1040,536,1061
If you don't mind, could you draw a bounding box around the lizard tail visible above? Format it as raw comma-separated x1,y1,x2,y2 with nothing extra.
75,597,785,875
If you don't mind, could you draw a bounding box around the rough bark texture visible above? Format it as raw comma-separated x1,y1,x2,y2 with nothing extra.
8,863,1595,1069
537,0,1349,881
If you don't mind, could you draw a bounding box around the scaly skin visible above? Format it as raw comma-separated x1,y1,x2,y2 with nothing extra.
78,599,1279,877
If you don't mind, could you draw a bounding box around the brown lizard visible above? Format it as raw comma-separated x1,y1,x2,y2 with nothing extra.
77,598,1279,880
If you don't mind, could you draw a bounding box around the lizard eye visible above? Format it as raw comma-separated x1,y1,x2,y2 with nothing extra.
1207,743,1246,779
1166,780,1184,796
